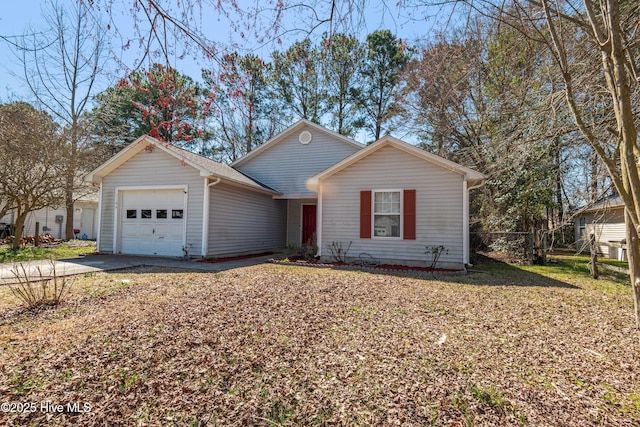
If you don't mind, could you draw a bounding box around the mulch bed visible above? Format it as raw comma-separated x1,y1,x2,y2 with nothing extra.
198,251,274,263
270,257,464,275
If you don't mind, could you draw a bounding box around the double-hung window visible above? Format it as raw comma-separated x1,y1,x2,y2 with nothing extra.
373,191,401,238
578,217,586,238
360,189,416,240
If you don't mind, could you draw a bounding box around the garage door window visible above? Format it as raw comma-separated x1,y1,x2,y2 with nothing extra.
126,209,181,220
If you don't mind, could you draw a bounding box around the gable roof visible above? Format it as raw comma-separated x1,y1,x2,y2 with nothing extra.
307,135,485,190
580,194,624,214
85,135,280,195
231,119,365,167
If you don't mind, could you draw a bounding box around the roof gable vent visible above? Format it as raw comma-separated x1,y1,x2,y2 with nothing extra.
299,130,312,145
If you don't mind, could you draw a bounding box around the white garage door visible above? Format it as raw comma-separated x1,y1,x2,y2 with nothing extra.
119,189,185,256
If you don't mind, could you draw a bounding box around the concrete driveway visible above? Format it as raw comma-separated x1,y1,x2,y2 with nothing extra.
0,253,278,285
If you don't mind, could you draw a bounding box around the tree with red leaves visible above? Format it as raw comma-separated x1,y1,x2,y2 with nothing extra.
126,63,209,146
91,63,212,155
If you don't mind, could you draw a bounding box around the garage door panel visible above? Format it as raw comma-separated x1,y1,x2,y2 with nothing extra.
154,223,182,238
154,238,184,256
121,238,153,254
119,189,185,256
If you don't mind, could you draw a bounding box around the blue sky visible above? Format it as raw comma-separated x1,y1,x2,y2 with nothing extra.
0,1,450,103
0,0,45,100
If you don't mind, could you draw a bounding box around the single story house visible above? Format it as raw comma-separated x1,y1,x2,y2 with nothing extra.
86,120,485,269
575,195,627,260
0,196,98,240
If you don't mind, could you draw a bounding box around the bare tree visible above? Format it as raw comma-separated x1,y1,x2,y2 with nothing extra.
402,19,576,263
18,1,106,240
421,0,640,326
90,0,365,66
0,102,66,249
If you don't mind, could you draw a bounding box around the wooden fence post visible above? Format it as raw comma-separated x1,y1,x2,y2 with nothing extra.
589,233,599,279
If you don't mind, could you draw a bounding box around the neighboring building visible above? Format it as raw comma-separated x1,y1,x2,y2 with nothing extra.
86,120,485,269
574,195,626,259
0,195,99,240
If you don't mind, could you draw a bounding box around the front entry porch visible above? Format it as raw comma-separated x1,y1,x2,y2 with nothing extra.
286,198,317,246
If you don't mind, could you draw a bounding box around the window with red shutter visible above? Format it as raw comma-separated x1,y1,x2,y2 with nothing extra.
403,189,416,240
362,189,417,239
360,191,372,238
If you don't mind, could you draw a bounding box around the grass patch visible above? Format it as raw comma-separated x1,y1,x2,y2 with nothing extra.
600,259,629,269
540,253,630,288
465,252,630,292
470,383,512,415
0,241,96,263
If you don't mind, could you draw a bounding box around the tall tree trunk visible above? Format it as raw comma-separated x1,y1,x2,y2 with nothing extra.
589,233,599,279
626,210,640,327
539,0,640,326
604,0,640,327
590,149,599,203
64,126,78,240
11,212,27,250
64,156,75,240
65,183,74,240
555,147,563,224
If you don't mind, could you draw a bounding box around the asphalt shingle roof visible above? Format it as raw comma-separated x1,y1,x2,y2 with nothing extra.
168,145,279,194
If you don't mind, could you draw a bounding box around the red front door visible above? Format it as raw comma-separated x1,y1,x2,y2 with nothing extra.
302,205,317,245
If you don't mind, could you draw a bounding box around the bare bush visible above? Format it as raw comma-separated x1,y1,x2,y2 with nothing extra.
9,260,73,309
328,241,352,263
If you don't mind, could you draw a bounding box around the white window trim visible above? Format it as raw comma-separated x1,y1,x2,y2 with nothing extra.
371,189,403,240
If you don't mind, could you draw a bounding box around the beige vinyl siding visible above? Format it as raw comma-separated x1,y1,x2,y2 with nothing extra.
286,199,316,245
0,202,97,240
76,201,99,240
99,149,205,255
576,207,626,257
208,183,286,256
1,207,67,239
235,125,361,198
575,213,593,253
321,145,465,268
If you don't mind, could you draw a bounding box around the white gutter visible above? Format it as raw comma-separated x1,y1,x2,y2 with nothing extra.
201,177,221,256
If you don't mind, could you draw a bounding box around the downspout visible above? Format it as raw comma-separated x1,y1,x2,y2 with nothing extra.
463,179,469,266
201,177,222,256
96,182,102,251
316,183,323,258
463,178,484,267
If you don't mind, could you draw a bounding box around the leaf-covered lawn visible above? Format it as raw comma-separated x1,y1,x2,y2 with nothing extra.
0,259,638,426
